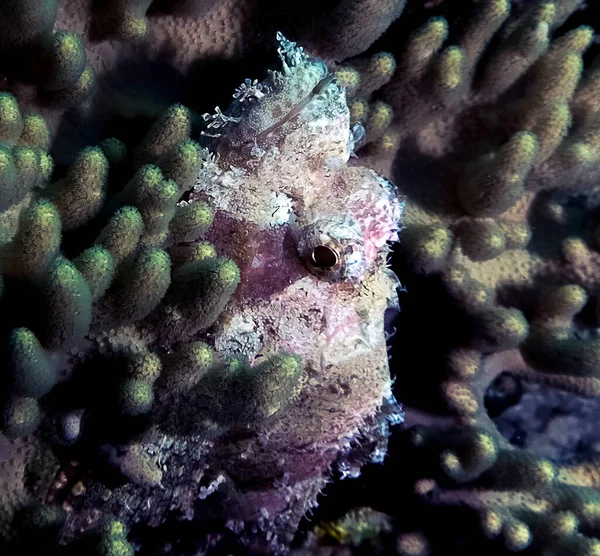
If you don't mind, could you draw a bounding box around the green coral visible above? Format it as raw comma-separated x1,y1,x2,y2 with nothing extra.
124,351,162,382
0,93,289,455
0,94,303,550
160,341,214,394
7,198,61,280
169,201,213,244
0,95,53,215
73,246,115,302
114,165,179,245
45,146,109,230
94,206,144,267
36,31,87,91
2,397,42,438
7,328,56,398
0,93,23,144
18,113,51,151
133,104,192,167
95,519,134,556
0,1,94,105
168,240,217,267
118,379,154,417
156,351,303,435
158,256,240,342
160,139,209,194
39,256,92,351
96,246,171,327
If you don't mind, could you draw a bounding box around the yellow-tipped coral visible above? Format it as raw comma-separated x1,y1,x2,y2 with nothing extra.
458,131,538,217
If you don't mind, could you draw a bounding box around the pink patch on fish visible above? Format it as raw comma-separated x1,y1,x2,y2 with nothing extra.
347,180,402,266
323,304,362,345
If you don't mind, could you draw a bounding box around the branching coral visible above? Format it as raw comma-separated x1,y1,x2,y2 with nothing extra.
0,0,95,105
374,1,600,302
0,88,238,544
339,0,600,553
0,87,308,550
0,3,403,553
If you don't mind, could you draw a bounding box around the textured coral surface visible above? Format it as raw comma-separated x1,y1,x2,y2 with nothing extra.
5,0,600,555
0,1,404,555
362,1,600,555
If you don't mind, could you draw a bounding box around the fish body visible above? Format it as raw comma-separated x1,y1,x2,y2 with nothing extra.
193,32,402,374
185,34,403,542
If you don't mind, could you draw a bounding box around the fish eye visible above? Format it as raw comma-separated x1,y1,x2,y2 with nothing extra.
297,220,365,282
311,245,339,268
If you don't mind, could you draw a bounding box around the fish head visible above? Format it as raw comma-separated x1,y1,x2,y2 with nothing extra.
192,33,403,369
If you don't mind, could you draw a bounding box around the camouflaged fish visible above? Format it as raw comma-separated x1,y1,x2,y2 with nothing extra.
0,33,402,555
178,32,403,549
193,32,402,362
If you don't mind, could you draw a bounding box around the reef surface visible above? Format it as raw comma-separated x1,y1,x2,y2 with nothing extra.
0,2,403,554
4,0,600,555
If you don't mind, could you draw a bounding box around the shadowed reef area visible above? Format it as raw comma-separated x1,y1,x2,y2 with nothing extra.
2,1,600,555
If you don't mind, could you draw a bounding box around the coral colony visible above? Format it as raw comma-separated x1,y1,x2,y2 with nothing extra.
1,0,600,555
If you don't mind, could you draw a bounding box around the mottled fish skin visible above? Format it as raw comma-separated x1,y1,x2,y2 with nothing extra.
193,33,402,362
187,34,402,527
